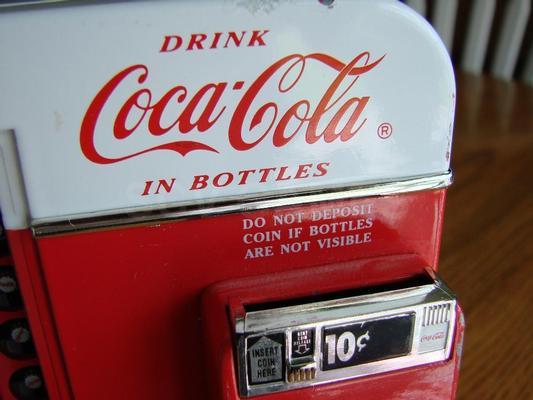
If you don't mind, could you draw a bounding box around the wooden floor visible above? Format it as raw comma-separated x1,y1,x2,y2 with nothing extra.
439,73,532,399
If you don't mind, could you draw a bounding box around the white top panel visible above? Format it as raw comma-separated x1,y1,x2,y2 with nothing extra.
0,0,455,223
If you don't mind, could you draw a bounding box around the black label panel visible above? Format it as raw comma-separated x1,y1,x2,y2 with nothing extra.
291,328,315,358
322,314,414,371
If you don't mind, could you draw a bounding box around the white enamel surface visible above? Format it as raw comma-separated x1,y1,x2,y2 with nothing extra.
0,0,455,222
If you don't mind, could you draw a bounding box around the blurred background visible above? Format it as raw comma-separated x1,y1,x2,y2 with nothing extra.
401,0,532,83
401,1,532,399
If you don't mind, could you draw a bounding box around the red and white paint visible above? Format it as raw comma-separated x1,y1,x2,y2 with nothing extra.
0,0,454,226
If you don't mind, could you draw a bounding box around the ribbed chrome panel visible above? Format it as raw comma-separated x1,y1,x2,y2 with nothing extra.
422,303,451,327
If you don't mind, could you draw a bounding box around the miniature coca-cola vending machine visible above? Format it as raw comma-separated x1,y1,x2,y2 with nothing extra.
0,0,464,399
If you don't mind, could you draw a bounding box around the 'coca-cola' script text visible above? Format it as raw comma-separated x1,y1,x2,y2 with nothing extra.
80,51,385,164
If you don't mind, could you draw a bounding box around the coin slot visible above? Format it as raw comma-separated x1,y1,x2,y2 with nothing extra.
246,333,286,385
244,274,433,312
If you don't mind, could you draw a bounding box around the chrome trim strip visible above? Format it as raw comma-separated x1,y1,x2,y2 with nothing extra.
32,171,452,237
0,0,72,8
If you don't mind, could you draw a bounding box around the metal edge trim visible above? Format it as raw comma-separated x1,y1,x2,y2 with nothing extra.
0,0,72,8
32,171,452,237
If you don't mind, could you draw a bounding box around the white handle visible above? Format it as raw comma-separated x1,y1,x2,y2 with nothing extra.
0,130,30,229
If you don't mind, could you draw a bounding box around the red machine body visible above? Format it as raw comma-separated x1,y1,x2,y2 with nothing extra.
2,189,464,399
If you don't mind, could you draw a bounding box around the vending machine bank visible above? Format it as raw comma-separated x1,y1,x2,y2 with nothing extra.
0,1,464,399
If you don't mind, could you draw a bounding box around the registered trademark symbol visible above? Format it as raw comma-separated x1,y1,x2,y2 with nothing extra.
377,123,393,139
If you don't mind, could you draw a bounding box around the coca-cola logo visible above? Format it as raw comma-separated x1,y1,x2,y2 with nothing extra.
80,51,385,164
421,331,446,342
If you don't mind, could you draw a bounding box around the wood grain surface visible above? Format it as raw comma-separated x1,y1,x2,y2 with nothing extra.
439,73,532,399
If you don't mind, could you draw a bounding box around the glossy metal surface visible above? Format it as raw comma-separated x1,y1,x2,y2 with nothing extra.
0,1,463,399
